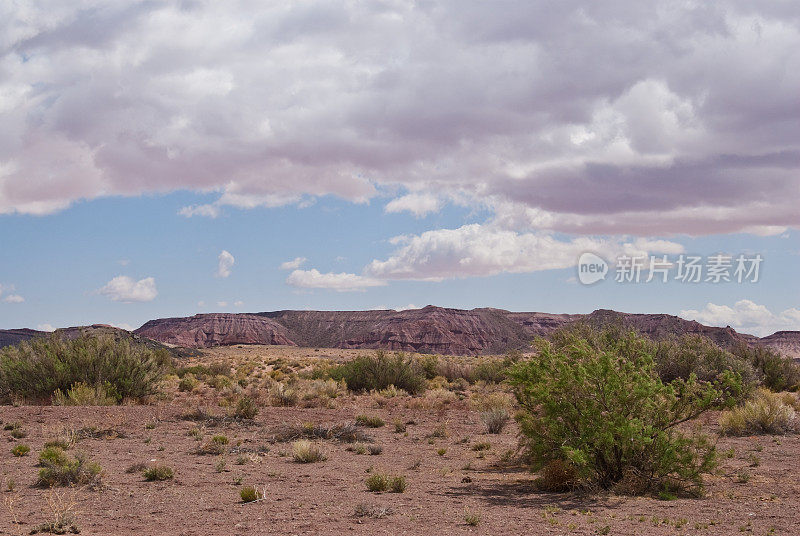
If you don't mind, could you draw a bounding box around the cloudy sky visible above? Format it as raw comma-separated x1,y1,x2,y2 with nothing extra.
0,1,798,336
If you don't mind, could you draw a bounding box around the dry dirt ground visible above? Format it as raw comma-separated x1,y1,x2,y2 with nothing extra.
1,346,798,535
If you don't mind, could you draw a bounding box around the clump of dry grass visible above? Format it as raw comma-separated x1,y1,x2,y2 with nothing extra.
291,440,327,463
719,389,797,436
240,485,263,503
355,415,385,428
269,422,372,444
365,472,406,493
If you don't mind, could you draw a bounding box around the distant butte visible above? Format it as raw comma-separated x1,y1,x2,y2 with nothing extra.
3,306,798,359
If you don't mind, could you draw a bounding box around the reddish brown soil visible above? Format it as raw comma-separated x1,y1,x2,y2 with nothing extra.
1,403,798,535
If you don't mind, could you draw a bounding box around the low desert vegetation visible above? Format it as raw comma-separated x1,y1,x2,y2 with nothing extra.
0,334,170,403
329,351,426,394
509,326,729,495
719,389,798,436
11,444,30,457
355,414,385,428
37,447,102,488
143,465,174,481
233,395,259,419
292,439,327,463
239,485,263,503
365,472,406,493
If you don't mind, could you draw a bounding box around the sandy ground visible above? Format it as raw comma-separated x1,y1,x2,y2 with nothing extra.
1,403,798,535
1,345,798,535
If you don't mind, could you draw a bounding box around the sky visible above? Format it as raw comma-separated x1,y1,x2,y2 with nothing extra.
0,1,798,337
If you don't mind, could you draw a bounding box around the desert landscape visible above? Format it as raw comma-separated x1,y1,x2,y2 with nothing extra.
2,309,800,535
2,2,799,535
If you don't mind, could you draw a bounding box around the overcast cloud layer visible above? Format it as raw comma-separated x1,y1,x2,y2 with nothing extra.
1,1,798,235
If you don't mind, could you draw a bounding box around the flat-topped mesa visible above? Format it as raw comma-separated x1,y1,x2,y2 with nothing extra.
135,313,295,348
3,306,797,357
129,306,798,357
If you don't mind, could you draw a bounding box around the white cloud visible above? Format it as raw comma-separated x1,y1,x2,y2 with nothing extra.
215,250,235,278
234,300,244,307
37,323,54,332
385,193,441,218
0,3,797,235
280,257,307,270
179,204,221,218
110,322,134,331
98,276,158,303
197,300,206,307
0,283,24,304
286,269,386,292
680,300,800,337
394,304,420,311
365,223,684,281
217,301,228,307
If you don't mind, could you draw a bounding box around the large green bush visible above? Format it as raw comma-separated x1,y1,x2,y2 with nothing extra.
508,327,732,495
732,344,800,392
653,334,756,390
0,334,170,403
330,351,426,394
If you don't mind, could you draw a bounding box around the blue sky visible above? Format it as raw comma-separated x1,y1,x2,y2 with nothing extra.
1,191,797,336
0,2,798,336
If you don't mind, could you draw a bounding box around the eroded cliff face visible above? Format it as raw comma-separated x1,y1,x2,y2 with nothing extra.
5,306,796,357
132,306,798,357
759,331,800,360
135,314,296,348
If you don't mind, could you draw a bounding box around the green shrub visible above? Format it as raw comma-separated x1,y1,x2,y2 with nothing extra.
330,351,426,394
464,508,481,526
39,446,69,467
652,334,755,389
240,485,262,502
0,334,170,403
719,388,797,436
733,344,800,392
53,381,118,406
11,444,30,457
37,450,102,487
178,374,198,392
508,327,727,495
143,465,174,481
233,395,259,419
389,475,407,493
355,415,385,428
365,473,389,492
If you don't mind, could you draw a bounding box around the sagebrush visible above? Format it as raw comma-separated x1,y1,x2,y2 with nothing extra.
0,334,170,403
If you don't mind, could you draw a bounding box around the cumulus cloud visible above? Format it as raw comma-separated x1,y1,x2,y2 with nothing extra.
365,224,683,281
0,2,797,235
215,250,235,278
98,275,157,302
0,283,24,303
680,300,800,337
37,323,55,331
286,269,386,292
385,193,441,218
280,257,307,270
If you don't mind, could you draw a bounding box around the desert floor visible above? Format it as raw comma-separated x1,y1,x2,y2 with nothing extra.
1,346,798,535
